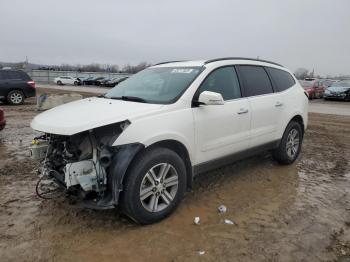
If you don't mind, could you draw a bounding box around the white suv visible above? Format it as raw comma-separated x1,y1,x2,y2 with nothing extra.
54,76,79,86
31,58,308,224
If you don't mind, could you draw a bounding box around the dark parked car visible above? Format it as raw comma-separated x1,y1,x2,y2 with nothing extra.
104,76,129,87
324,80,350,101
76,77,89,85
82,77,95,85
299,79,326,99
83,77,105,86
97,78,111,86
95,77,109,86
0,107,5,130
0,70,36,105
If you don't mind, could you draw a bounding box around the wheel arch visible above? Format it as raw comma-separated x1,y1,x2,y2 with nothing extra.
289,114,305,135
144,139,193,190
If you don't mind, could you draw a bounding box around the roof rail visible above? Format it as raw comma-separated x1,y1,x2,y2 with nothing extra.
153,60,187,66
204,57,283,67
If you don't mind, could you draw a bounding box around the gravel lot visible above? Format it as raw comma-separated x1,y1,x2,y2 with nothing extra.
0,89,349,262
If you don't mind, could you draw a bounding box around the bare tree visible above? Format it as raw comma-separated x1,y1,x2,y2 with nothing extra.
294,68,310,80
122,62,151,74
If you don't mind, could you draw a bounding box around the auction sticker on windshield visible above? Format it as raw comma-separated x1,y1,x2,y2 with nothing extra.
171,68,194,73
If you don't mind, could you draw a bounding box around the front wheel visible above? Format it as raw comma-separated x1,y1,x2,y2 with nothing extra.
272,121,303,165
121,147,187,224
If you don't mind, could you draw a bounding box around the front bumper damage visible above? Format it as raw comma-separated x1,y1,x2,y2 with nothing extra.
30,122,145,209
82,143,144,209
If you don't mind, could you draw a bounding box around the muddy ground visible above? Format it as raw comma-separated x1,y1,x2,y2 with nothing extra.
0,89,349,262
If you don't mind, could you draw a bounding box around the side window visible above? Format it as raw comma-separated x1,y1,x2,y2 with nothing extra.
6,71,22,80
198,67,241,100
0,71,5,80
236,65,273,97
266,67,295,92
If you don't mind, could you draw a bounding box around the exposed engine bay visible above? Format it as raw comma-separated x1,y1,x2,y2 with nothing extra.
30,121,132,204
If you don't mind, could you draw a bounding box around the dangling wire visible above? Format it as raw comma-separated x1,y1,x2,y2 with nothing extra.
35,170,61,200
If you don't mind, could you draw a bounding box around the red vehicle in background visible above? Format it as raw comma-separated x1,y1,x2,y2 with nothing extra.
299,79,326,99
0,107,5,131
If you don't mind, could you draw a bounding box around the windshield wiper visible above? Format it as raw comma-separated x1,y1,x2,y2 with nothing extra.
108,96,147,103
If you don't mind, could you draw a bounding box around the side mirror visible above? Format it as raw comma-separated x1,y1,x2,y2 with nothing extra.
197,91,225,106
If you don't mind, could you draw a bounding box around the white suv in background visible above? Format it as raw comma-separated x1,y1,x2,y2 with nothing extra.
31,58,308,224
54,76,79,86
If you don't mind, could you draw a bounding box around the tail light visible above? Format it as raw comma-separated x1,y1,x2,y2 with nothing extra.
0,109,4,120
27,80,36,88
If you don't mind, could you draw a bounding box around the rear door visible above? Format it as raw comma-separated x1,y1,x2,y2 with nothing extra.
236,65,282,147
192,66,251,164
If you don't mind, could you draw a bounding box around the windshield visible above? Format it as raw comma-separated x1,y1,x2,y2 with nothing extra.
105,67,203,104
331,80,350,87
299,80,313,88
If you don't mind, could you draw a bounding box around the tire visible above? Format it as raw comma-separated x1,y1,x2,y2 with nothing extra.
7,90,24,105
57,80,62,85
74,81,78,86
121,147,187,224
272,121,303,165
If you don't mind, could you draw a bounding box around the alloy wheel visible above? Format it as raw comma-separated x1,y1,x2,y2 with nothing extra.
139,163,179,212
286,128,300,159
10,92,23,104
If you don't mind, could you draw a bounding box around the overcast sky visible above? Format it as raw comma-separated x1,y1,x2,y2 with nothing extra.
0,0,349,75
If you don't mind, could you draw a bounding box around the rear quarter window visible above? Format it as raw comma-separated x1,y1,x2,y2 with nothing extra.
236,65,274,97
6,71,24,80
1,71,30,81
266,67,295,92
0,71,5,80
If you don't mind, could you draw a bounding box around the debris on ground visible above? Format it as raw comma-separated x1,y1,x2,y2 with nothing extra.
224,219,235,225
218,205,227,213
194,216,200,225
198,251,205,255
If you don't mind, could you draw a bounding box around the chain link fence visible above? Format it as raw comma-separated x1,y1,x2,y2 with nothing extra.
26,70,130,84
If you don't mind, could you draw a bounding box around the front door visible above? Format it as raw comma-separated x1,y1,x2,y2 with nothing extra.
192,66,251,165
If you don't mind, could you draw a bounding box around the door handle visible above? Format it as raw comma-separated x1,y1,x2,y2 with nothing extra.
275,101,283,107
237,108,249,114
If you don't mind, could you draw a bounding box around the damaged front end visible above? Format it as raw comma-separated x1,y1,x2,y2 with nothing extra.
30,121,144,209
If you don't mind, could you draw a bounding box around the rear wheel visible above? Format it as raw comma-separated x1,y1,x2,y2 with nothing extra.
272,121,303,165
121,147,187,224
7,90,24,105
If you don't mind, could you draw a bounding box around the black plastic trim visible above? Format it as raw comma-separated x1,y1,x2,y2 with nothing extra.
204,57,283,67
153,60,187,66
193,140,280,176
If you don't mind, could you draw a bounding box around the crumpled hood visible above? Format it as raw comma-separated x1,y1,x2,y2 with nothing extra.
31,97,163,135
327,86,350,93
